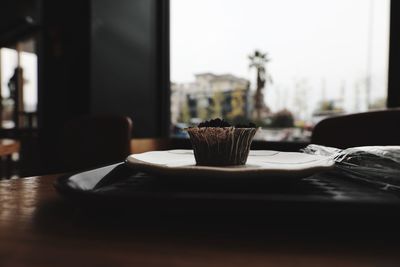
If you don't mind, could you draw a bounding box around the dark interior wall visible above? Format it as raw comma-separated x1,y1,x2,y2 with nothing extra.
0,0,39,28
37,0,91,173
36,0,167,173
91,0,166,137
38,0,91,130
39,0,168,135
0,0,40,46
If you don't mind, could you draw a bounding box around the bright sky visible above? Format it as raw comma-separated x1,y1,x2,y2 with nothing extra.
171,0,390,120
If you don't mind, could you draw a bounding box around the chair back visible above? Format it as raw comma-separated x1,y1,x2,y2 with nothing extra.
61,115,132,171
311,109,400,148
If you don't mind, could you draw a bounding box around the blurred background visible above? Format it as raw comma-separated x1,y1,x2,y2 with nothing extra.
170,0,390,142
0,0,399,177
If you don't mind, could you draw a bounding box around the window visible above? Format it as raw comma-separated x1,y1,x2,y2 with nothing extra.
0,41,38,129
170,0,390,141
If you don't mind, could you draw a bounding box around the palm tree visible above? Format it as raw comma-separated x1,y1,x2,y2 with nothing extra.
248,50,272,120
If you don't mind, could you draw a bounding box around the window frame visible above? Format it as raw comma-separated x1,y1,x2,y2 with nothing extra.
388,1,400,108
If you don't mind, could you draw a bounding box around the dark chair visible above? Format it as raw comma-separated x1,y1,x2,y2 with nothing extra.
311,108,400,149
61,115,132,172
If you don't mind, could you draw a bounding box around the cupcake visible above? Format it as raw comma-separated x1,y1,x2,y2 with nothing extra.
186,118,258,166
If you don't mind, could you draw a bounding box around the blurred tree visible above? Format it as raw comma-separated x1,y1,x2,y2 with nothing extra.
249,50,272,120
229,115,252,126
369,97,386,110
270,109,294,128
315,100,343,113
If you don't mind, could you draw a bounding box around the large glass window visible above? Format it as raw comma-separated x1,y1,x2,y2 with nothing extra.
170,0,390,141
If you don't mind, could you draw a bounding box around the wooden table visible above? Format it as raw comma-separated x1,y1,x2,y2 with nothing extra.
0,139,20,156
1,175,400,267
0,139,20,178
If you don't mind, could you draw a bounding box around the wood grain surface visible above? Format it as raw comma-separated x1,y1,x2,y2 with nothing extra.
1,175,400,267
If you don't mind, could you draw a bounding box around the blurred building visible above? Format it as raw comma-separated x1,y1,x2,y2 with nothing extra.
171,73,251,125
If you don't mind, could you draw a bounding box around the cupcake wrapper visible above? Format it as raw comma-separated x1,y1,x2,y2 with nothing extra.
187,127,258,166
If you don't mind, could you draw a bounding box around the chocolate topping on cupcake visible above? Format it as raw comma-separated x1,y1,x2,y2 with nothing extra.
197,118,231,128
197,118,256,128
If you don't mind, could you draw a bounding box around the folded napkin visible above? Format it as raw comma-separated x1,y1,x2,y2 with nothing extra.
67,163,122,191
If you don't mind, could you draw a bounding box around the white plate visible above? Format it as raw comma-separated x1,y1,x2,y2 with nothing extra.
126,150,334,179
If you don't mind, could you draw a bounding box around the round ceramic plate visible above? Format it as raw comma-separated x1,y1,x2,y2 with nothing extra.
126,150,335,179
